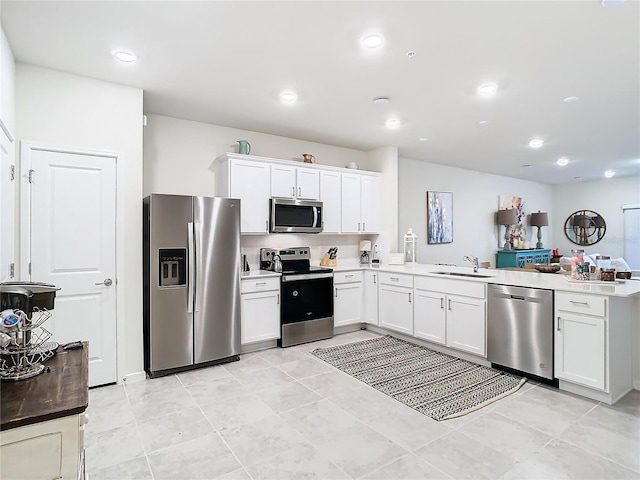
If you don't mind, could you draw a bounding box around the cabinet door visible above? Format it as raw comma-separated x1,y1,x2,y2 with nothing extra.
296,167,319,200
320,171,341,233
270,164,296,198
361,176,381,233
414,290,446,345
241,290,281,344
341,174,361,233
229,160,270,233
379,284,413,335
555,312,605,390
446,295,486,356
363,271,378,325
334,283,363,327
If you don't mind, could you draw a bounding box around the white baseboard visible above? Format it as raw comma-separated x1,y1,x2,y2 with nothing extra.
122,371,146,384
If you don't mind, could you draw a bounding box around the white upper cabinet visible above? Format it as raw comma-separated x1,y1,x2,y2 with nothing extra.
320,171,341,233
341,173,380,233
212,153,380,235
271,164,319,200
215,157,270,234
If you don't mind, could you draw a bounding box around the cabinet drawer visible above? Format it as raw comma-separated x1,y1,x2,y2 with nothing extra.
334,271,363,284
556,292,606,317
415,276,485,299
378,272,413,288
241,276,280,293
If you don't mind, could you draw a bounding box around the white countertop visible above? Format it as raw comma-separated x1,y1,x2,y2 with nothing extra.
331,263,640,298
240,270,281,279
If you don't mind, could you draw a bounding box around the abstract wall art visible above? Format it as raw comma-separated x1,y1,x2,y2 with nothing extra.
427,191,453,244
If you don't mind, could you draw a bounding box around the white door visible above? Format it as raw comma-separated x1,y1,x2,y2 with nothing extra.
0,129,15,282
363,271,378,325
414,290,447,345
378,284,414,335
26,147,117,387
446,295,486,357
319,171,341,233
241,291,281,344
270,164,295,199
341,174,361,233
296,167,319,200
334,283,362,327
229,160,270,233
361,176,380,233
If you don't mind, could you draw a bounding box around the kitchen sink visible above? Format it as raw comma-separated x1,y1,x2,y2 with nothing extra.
433,271,494,278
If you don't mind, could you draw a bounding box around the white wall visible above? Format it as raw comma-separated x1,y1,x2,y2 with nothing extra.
143,114,371,197
367,146,399,259
551,176,640,260
1,25,15,137
398,157,554,267
15,64,144,378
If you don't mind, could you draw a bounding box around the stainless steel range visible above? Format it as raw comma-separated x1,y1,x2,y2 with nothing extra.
260,247,334,347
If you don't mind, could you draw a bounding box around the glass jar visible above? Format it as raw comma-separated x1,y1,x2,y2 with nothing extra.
600,268,616,282
577,262,591,281
595,255,611,280
570,249,584,279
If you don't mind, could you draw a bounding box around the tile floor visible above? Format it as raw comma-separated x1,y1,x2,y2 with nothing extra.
86,330,640,480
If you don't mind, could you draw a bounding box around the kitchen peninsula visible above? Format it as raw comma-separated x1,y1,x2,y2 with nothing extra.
0,343,89,479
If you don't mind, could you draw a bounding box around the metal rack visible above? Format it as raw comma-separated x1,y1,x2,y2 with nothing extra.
0,307,57,381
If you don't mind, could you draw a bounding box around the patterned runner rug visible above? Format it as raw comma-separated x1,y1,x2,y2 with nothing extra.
311,335,526,421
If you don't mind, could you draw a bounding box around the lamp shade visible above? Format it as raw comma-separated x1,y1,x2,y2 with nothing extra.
530,211,549,227
497,208,517,226
359,240,372,252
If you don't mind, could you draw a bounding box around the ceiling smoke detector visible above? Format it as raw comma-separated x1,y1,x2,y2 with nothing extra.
373,97,390,106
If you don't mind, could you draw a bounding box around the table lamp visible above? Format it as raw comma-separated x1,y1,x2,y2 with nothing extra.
359,240,371,265
530,211,549,249
497,208,517,250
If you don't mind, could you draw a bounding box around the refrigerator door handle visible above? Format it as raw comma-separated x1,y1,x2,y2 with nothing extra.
187,222,195,313
194,222,202,313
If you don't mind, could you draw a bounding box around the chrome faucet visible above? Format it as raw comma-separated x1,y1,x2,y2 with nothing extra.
463,255,479,273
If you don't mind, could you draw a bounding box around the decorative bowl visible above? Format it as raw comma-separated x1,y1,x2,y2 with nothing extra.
534,263,561,273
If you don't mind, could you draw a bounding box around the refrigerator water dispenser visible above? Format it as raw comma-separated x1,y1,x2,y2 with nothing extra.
158,249,186,287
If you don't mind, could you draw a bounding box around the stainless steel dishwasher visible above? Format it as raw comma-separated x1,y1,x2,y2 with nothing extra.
487,284,554,380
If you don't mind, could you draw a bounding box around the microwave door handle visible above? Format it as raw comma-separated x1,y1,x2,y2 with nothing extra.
187,222,195,314
313,206,319,228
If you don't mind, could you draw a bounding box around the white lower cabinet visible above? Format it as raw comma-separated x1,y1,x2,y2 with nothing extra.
1,414,87,480
413,277,486,357
334,271,363,327
555,292,607,391
363,271,379,325
413,290,446,345
240,277,280,344
378,273,414,335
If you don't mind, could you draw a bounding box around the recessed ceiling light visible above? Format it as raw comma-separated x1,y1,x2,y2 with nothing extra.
563,96,580,103
602,0,627,7
529,138,545,149
406,51,416,58
385,118,400,128
279,91,298,103
479,120,489,125
361,34,384,48
522,164,533,168
477,82,499,95
557,157,569,166
113,50,137,63
604,170,616,178
372,97,389,106
418,137,428,142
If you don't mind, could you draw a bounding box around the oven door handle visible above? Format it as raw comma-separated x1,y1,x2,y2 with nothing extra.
281,272,334,282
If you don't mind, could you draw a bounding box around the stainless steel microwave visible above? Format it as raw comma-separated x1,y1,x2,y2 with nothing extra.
269,198,323,233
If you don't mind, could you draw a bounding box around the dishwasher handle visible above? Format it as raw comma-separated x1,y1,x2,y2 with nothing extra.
510,295,526,301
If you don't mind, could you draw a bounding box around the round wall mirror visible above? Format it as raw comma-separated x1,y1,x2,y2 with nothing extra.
564,210,606,246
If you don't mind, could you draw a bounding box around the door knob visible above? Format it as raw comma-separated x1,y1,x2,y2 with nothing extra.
95,278,113,286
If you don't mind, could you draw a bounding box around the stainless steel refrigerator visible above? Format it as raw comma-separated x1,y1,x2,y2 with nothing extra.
143,194,241,377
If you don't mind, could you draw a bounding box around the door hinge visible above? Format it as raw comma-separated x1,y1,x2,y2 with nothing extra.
10,165,15,181
9,263,14,279
28,169,35,183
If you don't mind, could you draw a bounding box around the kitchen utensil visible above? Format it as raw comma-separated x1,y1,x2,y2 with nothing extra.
237,140,251,155
302,154,315,163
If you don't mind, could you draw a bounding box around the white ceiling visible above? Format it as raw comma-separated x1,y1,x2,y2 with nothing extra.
2,1,639,184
